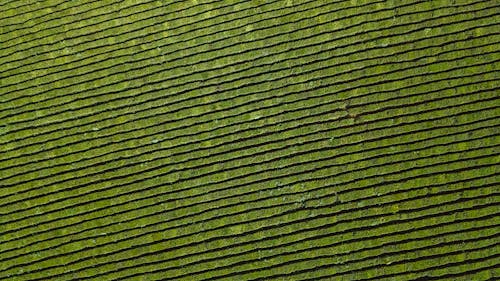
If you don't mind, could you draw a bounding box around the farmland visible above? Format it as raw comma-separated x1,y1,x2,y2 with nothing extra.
0,0,499,280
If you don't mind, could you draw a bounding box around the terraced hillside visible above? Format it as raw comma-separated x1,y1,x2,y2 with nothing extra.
0,0,499,280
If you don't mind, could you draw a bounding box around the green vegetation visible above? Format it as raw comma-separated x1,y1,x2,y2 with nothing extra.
0,0,499,280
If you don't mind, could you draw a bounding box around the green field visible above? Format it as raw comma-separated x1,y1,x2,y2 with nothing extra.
0,0,499,280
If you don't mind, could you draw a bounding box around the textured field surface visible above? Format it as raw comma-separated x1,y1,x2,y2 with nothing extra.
0,0,499,280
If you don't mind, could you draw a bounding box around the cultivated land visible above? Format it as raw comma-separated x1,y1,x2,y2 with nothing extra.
0,0,499,280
